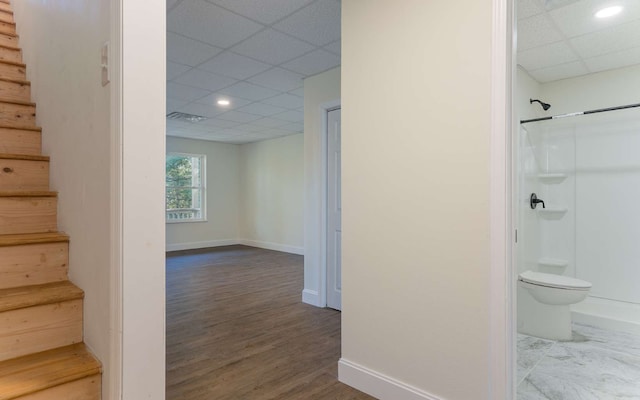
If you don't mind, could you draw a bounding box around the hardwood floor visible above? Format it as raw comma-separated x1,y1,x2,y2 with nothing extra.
166,245,375,400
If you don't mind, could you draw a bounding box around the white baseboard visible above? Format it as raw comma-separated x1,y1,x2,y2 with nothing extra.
166,239,239,252
338,359,444,400
302,288,321,307
238,239,304,255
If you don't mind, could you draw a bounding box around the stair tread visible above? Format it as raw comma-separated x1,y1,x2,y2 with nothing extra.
0,232,69,247
0,58,24,67
0,153,48,161
0,190,56,197
0,343,101,400
0,123,41,132
0,98,34,106
0,76,29,85
0,281,83,313
0,43,18,51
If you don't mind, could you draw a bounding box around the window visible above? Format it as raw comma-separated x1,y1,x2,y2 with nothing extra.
166,153,206,223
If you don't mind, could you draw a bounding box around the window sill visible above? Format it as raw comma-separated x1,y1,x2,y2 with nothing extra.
166,219,208,224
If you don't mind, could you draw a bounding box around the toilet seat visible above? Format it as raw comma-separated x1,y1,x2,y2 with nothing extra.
519,270,592,290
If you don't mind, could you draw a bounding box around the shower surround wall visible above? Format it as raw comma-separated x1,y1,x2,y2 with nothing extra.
517,65,640,334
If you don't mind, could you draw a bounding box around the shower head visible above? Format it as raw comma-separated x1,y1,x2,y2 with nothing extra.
530,98,551,111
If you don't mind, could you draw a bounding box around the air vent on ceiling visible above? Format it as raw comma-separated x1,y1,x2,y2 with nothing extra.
166,111,208,123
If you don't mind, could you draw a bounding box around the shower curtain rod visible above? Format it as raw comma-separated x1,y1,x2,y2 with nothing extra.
520,102,640,124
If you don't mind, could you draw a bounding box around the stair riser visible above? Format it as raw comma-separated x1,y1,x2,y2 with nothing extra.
0,33,17,48
0,242,68,289
0,196,57,235
0,299,83,362
16,375,101,400
0,102,36,126
0,12,13,24
0,62,25,80
0,3,10,13
0,79,29,102
0,22,15,36
0,159,48,191
0,45,20,63
0,128,41,155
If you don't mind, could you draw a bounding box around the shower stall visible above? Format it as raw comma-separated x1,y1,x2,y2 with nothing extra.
517,103,640,335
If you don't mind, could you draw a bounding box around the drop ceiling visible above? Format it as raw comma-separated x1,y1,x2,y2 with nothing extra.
518,0,640,83
166,0,341,144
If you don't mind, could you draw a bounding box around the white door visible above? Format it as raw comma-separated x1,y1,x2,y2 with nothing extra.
326,108,342,310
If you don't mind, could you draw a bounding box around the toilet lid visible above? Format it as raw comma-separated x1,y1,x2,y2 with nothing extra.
519,271,592,290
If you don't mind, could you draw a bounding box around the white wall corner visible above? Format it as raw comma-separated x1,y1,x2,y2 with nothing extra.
237,239,304,255
165,239,240,252
302,289,321,307
338,359,445,400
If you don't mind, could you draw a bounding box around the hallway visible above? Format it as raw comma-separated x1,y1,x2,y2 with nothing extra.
166,245,373,399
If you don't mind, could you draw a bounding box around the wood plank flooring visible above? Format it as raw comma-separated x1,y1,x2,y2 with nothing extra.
166,245,375,400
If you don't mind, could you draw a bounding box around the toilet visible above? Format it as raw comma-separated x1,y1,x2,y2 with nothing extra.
517,270,592,341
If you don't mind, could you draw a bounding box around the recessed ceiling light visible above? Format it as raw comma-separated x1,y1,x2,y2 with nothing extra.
595,5,623,18
217,99,230,106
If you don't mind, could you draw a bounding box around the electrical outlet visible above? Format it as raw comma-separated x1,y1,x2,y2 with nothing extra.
101,41,110,86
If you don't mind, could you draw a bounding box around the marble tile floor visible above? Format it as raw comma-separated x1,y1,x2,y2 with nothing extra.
517,323,640,399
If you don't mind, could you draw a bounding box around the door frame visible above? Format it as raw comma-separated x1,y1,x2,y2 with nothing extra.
325,107,342,310
317,100,342,308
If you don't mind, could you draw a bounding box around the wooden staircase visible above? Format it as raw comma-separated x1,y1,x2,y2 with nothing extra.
0,1,102,399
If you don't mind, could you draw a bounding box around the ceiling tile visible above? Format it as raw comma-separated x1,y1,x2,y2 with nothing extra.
178,102,226,118
584,46,640,73
529,61,589,82
261,128,296,137
273,0,341,46
167,98,188,113
174,69,238,91
205,0,315,24
167,61,191,80
280,122,304,132
282,49,341,76
272,110,304,122
168,0,264,48
517,13,564,51
198,52,271,80
288,87,304,97
543,0,580,11
230,29,315,65
167,33,223,67
233,124,267,133
195,94,252,109
261,93,303,109
167,82,211,102
216,110,263,123
167,0,182,10
166,119,193,129
237,102,288,117
323,40,341,56
219,82,281,101
570,20,640,59
518,41,578,71
550,0,640,38
198,118,241,128
248,68,304,91
251,117,291,128
517,0,544,20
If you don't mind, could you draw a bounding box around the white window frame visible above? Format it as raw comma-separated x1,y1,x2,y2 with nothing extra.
165,152,207,223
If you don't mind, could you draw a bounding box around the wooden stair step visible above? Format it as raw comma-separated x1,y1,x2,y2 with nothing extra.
0,281,82,313
0,21,15,36
0,32,17,48
0,59,25,81
0,43,20,63
0,11,13,24
0,99,36,127
0,281,83,362
0,125,41,156
0,343,101,400
0,191,57,235
0,3,11,13
0,153,49,191
0,232,69,290
0,77,30,102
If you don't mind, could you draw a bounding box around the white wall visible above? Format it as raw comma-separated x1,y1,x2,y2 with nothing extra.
12,0,114,396
239,134,304,255
303,67,340,306
341,2,492,399
166,136,240,251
